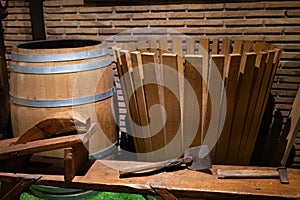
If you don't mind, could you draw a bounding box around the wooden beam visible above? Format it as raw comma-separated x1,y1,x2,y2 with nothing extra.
0,0,10,139
29,0,46,40
281,87,300,166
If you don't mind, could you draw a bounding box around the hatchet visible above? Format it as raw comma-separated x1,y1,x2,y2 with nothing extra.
119,145,212,177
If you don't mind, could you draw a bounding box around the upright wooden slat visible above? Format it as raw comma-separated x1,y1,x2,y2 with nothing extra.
242,40,254,54
120,50,145,153
214,54,241,164
236,52,268,164
149,39,158,54
141,52,166,160
186,37,195,54
212,39,219,54
199,38,209,53
199,38,210,140
172,38,183,56
207,54,225,161
137,40,148,53
114,48,123,79
242,50,276,164
221,38,231,55
130,51,152,154
226,52,257,164
183,55,203,148
172,38,184,132
122,42,136,52
281,87,300,166
159,37,168,62
232,40,244,54
161,53,183,159
242,49,282,163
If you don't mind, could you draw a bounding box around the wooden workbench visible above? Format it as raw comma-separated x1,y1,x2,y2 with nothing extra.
0,160,299,199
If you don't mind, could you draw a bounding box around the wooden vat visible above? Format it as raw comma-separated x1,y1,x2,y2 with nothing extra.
10,39,117,158
114,38,282,164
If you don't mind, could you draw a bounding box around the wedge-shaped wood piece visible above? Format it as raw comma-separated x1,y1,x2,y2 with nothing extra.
16,111,90,144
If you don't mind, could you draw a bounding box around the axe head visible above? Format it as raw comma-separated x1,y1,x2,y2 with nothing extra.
184,145,212,171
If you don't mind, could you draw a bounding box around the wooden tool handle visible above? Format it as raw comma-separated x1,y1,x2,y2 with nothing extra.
217,169,278,179
119,160,170,177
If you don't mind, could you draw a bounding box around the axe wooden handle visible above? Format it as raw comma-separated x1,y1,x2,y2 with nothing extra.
217,169,279,179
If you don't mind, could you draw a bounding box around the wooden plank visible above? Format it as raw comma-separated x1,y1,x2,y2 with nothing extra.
212,39,219,54
64,143,88,182
208,54,225,162
120,50,145,153
171,38,184,133
0,127,94,160
199,38,209,53
0,16,10,139
214,54,241,164
161,53,183,159
199,38,209,142
246,49,282,164
236,52,268,164
137,40,148,53
242,40,254,54
149,39,158,54
241,50,276,164
141,52,165,160
159,37,168,63
183,55,203,148
0,175,41,200
221,38,232,55
232,40,244,54
1,161,300,200
186,37,195,54
226,52,257,164
130,51,152,154
281,87,300,166
172,38,182,56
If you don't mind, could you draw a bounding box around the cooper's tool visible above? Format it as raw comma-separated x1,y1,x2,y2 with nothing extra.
217,167,289,184
119,145,212,177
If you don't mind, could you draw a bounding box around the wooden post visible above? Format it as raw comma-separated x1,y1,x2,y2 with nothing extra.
0,0,10,139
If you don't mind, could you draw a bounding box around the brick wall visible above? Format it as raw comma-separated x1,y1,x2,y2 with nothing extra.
2,0,300,164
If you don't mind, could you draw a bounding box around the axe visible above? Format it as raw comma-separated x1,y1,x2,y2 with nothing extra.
119,145,212,177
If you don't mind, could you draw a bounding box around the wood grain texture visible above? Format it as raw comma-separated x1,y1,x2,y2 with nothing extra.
10,43,116,158
226,52,257,164
214,54,241,164
0,160,299,200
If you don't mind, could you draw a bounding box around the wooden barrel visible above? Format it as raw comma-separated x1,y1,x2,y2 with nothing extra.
10,39,117,158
